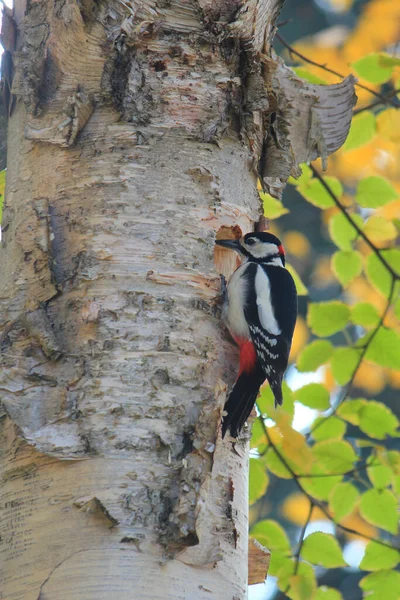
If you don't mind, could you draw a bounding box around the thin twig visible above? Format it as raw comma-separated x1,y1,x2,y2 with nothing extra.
279,501,314,599
276,18,292,29
353,88,400,115
275,32,399,108
294,501,314,574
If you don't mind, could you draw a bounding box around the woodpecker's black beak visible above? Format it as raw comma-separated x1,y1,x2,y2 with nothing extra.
215,239,242,252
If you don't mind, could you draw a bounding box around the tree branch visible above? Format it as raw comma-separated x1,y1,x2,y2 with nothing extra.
353,88,400,115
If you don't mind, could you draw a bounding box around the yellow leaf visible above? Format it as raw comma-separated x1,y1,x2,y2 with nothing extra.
348,277,385,312
353,361,387,395
289,317,309,362
378,199,400,221
376,108,400,144
274,413,314,473
363,216,398,243
281,494,326,526
283,231,311,258
388,369,400,389
327,0,353,12
323,366,336,394
312,256,336,288
341,511,377,541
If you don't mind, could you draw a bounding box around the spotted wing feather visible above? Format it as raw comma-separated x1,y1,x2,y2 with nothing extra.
244,263,297,406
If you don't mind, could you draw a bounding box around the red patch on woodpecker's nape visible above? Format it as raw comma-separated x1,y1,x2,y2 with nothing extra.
238,340,257,375
278,244,285,255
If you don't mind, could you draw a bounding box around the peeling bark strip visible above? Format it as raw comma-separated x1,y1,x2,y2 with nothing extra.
0,1,355,598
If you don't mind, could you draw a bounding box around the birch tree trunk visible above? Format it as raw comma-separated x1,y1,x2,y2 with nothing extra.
0,1,355,598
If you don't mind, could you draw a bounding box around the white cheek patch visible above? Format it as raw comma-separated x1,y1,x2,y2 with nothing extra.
255,266,281,335
245,242,280,259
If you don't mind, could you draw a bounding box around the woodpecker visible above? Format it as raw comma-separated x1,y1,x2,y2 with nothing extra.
216,232,297,438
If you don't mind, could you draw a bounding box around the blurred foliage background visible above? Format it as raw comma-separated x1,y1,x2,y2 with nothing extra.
249,0,400,599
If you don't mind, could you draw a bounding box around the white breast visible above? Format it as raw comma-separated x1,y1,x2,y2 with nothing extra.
225,263,251,339
255,265,281,335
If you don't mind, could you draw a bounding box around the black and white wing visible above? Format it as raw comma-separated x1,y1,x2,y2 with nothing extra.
243,263,297,405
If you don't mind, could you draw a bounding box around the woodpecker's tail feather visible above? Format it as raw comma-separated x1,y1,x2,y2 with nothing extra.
269,376,283,408
222,371,265,438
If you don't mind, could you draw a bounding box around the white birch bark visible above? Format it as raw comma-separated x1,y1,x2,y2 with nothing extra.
0,1,355,598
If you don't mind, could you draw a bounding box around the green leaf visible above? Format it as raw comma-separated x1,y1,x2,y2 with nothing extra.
365,249,400,298
394,298,400,320
379,55,400,69
249,458,269,504
0,170,5,223
269,552,291,576
312,440,357,474
360,541,400,571
292,67,328,85
312,417,346,442
359,401,399,440
351,302,380,328
289,572,317,600
356,176,398,208
294,383,330,410
337,399,367,425
297,340,334,372
392,475,400,496
258,381,295,423
328,212,364,251
360,570,400,600
342,111,376,152
329,482,359,522
276,559,315,595
250,418,267,450
298,176,342,209
331,347,361,385
332,250,363,287
264,447,292,479
364,328,400,369
386,451,400,475
286,263,308,296
367,464,393,489
315,587,343,600
251,519,291,552
308,302,350,337
261,192,289,219
301,532,347,568
300,470,342,502
359,489,398,534
352,53,400,84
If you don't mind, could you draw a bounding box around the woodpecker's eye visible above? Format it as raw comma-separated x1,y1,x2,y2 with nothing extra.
246,238,256,246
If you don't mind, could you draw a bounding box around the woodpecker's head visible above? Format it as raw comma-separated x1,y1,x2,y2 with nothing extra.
216,232,286,265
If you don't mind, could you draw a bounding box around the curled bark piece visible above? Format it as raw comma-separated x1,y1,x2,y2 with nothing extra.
261,59,357,198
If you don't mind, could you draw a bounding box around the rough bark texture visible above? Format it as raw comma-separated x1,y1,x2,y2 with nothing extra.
0,1,355,599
